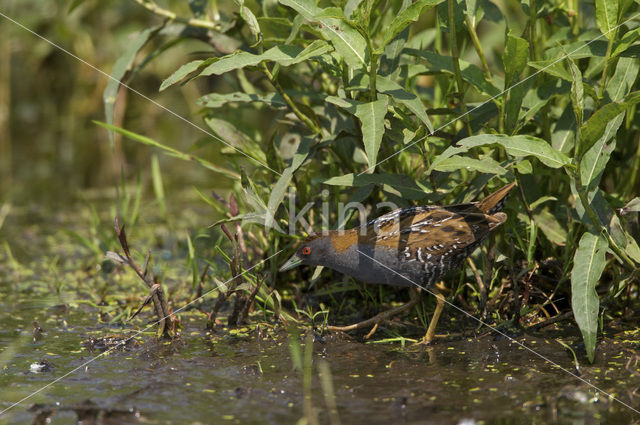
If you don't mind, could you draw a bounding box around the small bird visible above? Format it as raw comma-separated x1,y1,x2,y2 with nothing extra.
280,181,516,342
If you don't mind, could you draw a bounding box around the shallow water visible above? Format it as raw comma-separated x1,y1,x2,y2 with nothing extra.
2,299,639,425
1,204,639,425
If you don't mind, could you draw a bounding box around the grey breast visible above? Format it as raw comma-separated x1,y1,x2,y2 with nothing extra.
325,244,426,287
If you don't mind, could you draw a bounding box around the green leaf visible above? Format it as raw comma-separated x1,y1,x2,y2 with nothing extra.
458,134,571,168
279,0,321,18
571,231,607,363
611,27,640,58
533,208,567,246
197,92,288,108
529,195,557,210
579,91,640,156
279,0,368,67
323,173,430,200
266,137,313,230
197,90,330,109
104,26,163,144
431,155,508,175
624,233,640,263
344,0,364,18
377,76,433,131
204,117,267,163
286,14,305,44
161,42,332,90
552,107,576,153
571,183,627,249
580,104,625,153
235,0,262,45
528,60,572,82
241,169,269,213
542,39,609,61
595,0,619,40
606,57,639,102
568,56,584,127
405,49,500,96
382,0,412,70
436,0,465,31
427,145,470,173
502,32,529,132
465,0,478,27
580,116,621,193
201,41,332,75
160,58,215,91
513,89,556,135
258,17,294,39
93,121,240,179
379,0,445,50
502,32,528,83
325,95,359,110
354,98,389,171
505,81,528,134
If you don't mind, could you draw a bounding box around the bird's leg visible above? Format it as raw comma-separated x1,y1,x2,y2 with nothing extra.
421,282,448,344
327,287,421,336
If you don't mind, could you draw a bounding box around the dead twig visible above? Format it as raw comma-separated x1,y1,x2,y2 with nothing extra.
237,274,266,325
105,217,177,338
207,224,244,328
524,311,572,332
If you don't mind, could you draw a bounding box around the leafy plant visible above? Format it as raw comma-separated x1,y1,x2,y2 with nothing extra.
104,0,640,361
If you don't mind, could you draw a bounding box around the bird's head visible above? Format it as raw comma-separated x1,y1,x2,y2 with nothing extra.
279,234,333,271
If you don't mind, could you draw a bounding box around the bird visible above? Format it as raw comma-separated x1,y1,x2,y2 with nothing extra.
280,181,516,342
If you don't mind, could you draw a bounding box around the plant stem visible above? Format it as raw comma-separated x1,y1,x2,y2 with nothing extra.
262,64,323,136
465,16,491,81
369,46,378,101
598,35,615,98
349,22,376,101
448,0,472,136
341,62,352,99
569,0,579,37
132,0,220,30
529,0,539,61
498,99,505,134
624,131,640,196
527,0,552,140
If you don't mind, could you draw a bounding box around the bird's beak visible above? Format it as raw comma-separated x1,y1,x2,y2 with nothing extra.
279,254,303,272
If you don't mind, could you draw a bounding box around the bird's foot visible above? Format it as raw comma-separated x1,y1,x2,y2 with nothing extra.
327,291,421,338
416,332,445,345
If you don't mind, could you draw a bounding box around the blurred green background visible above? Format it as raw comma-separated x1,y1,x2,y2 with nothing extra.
1,0,239,207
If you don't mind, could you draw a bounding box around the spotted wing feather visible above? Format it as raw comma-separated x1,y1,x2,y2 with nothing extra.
363,207,501,257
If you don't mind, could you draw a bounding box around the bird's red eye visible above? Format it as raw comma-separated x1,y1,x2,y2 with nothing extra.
302,246,311,255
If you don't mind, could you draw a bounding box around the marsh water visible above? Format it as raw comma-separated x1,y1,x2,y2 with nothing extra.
1,201,639,425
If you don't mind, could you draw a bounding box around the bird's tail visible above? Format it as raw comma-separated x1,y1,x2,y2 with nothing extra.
477,182,517,214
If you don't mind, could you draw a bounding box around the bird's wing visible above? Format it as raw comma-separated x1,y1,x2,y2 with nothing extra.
361,207,504,257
